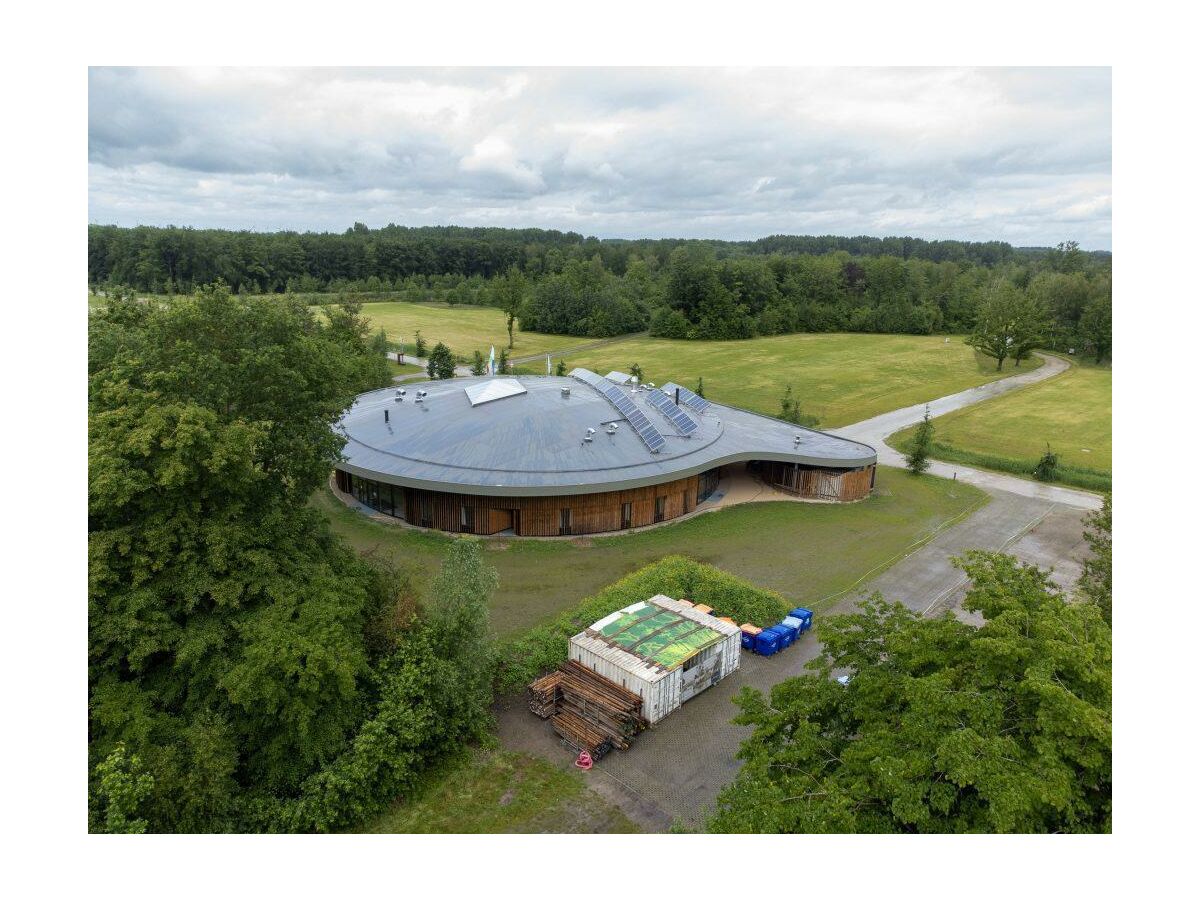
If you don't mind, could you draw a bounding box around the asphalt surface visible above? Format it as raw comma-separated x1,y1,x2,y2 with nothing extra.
495,350,1105,829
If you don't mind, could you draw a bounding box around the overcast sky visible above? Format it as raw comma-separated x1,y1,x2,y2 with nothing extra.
88,67,1112,249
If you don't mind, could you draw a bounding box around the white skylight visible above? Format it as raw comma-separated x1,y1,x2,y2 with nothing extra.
463,378,528,407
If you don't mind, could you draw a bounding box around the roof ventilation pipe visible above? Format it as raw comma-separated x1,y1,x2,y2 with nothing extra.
384,409,389,423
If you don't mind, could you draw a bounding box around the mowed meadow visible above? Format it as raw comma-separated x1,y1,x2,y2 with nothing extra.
890,356,1111,490
557,333,1042,428
358,301,584,359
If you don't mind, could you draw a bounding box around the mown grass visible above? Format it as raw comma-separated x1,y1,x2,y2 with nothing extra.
560,333,1042,427
359,749,640,833
388,359,424,376
355,301,588,360
314,466,987,638
888,356,1111,491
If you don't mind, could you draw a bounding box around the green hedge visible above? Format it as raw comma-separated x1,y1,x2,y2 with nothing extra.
494,555,790,694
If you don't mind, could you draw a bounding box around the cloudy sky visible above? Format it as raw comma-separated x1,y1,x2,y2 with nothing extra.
88,67,1112,249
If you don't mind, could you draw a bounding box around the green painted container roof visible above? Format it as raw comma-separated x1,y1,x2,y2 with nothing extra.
592,601,724,670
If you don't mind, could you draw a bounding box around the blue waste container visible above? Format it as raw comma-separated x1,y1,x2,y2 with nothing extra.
740,631,756,651
755,629,781,656
788,608,814,633
769,623,795,649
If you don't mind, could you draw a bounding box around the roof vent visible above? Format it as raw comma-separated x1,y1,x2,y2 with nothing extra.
561,387,571,398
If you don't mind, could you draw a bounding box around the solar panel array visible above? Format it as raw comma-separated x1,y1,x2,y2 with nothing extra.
662,382,712,413
646,388,699,435
571,368,666,453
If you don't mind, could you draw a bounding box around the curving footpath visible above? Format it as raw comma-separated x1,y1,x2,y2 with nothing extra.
831,352,1101,510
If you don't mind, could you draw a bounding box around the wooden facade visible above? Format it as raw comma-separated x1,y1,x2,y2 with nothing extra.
760,461,875,502
336,468,715,537
336,460,873,536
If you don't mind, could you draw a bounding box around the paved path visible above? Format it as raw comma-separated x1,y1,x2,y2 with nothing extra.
831,352,1101,510
496,349,1105,829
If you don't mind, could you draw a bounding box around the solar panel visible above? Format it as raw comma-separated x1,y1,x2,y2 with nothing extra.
571,368,667,453
647,388,699,435
662,382,712,413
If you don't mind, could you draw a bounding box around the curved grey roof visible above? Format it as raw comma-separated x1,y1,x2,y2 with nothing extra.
336,373,877,497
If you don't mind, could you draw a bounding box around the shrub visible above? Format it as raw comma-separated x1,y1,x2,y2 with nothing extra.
493,556,790,694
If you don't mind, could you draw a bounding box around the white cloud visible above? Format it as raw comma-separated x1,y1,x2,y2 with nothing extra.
88,67,1112,248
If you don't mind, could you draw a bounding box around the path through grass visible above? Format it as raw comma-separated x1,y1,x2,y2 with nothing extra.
889,357,1111,491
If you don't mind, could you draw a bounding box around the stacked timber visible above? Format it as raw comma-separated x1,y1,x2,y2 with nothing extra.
528,672,562,718
527,661,648,757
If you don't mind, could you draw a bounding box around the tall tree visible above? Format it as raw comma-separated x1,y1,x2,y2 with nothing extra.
778,384,819,427
709,552,1111,833
967,282,1046,370
491,265,528,349
905,405,934,474
1078,496,1112,623
426,342,456,379
1078,296,1112,364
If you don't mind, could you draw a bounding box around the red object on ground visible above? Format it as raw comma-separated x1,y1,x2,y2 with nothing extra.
574,750,593,770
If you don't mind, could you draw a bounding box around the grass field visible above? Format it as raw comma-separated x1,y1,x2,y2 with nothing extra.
315,466,987,637
558,333,1041,428
889,357,1111,491
361,749,640,833
357,301,587,359
388,359,424,376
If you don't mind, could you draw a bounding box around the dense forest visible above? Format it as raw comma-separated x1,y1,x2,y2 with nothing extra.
88,223,1112,358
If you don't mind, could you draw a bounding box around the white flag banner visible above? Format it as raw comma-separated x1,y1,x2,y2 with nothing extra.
489,345,495,376
546,354,552,374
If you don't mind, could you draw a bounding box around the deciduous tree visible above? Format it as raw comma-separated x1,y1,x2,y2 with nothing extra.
709,552,1111,833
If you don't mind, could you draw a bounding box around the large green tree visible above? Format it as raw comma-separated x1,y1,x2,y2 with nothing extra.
709,551,1111,833
491,265,528,349
88,285,398,830
966,282,1048,370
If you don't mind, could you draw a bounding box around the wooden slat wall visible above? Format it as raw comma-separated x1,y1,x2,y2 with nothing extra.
342,472,702,536
764,462,875,502
339,460,870,537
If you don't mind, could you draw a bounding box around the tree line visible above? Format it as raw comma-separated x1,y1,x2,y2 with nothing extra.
89,224,1112,361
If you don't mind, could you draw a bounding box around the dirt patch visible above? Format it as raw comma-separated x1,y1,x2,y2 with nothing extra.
485,541,510,551
570,538,594,548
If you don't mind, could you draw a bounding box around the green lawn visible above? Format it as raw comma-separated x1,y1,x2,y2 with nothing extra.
388,359,424,376
889,357,1111,491
315,466,987,637
561,333,1041,428
356,301,588,360
360,749,640,833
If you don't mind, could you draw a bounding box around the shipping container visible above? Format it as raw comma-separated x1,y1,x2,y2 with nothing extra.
568,594,742,724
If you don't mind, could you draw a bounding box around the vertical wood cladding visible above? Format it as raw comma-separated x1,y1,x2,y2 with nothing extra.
398,474,701,537
762,461,875,502
339,460,872,536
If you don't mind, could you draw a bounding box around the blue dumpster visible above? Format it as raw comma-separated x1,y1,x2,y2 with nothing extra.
740,631,756,651
788,608,814,633
755,629,781,656
769,624,795,649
